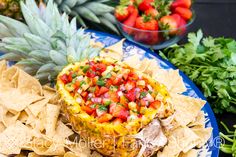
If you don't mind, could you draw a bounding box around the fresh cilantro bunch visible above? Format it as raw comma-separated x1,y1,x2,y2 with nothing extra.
160,30,236,114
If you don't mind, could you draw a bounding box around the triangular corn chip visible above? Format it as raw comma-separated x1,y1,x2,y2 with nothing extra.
45,104,61,137
171,93,206,126
0,121,32,155
28,98,49,117
179,149,199,157
191,126,212,148
0,89,43,112
153,69,186,94
17,69,43,95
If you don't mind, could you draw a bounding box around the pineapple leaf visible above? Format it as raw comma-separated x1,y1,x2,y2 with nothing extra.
0,53,23,61
37,63,57,74
75,6,100,23
49,50,68,65
0,23,12,37
0,15,30,37
24,33,52,50
84,2,114,15
28,50,51,62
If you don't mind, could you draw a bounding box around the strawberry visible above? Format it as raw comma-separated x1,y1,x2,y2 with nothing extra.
171,0,191,9
174,7,192,20
144,8,159,19
115,6,129,22
138,0,154,12
160,15,179,35
178,16,187,34
127,5,136,14
134,16,159,44
122,8,139,34
135,16,158,31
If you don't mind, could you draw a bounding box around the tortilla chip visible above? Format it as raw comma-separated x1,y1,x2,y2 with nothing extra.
1,66,19,88
191,126,212,148
18,110,29,123
90,151,103,157
188,111,205,128
157,126,200,157
45,104,61,137
0,121,32,155
64,151,78,157
123,55,140,69
179,149,199,157
26,138,65,156
28,152,41,157
0,122,5,133
144,59,160,77
0,60,7,76
153,69,186,94
171,93,206,126
65,140,91,157
28,98,49,117
54,121,74,141
17,69,43,95
0,89,43,112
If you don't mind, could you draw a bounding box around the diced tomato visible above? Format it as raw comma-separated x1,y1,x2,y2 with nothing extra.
91,63,106,74
140,99,147,107
120,95,129,108
112,77,122,86
125,88,136,102
81,105,95,115
128,72,139,81
149,100,161,109
109,103,129,121
98,113,113,123
86,70,96,78
68,72,73,82
60,74,69,84
94,86,100,97
118,109,129,121
81,91,88,99
113,118,123,125
106,79,113,87
97,87,109,96
109,91,119,102
74,80,80,88
125,80,136,91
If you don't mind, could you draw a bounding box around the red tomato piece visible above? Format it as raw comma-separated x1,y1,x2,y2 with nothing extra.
81,106,95,115
128,72,139,81
81,91,88,99
86,70,96,78
149,100,161,109
97,87,109,96
125,88,136,102
109,103,129,121
98,113,113,123
60,74,69,84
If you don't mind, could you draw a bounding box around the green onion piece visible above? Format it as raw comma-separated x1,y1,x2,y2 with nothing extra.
96,80,105,86
99,105,107,111
104,100,111,106
83,65,90,73
140,91,147,98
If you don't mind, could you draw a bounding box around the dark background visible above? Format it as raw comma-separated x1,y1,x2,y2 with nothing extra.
183,1,236,157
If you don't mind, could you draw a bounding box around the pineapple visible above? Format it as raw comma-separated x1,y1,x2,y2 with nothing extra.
0,0,101,83
57,57,174,157
0,0,22,20
47,0,119,34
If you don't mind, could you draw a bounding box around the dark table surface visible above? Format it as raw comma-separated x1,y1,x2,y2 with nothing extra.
183,1,236,157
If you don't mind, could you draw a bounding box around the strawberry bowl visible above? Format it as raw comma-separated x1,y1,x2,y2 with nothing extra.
114,0,195,49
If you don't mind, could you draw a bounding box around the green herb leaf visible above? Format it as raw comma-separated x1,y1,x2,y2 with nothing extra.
96,79,105,86
82,65,90,73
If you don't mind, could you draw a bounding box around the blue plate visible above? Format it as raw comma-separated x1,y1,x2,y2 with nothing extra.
88,30,220,157
0,30,219,157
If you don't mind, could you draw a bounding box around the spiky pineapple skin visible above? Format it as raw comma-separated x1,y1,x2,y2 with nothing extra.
57,57,173,157
0,0,22,20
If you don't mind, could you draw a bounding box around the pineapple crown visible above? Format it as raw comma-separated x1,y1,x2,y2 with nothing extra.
0,0,101,83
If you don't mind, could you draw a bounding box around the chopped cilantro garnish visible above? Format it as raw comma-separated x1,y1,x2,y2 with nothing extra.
82,65,90,73
80,81,85,87
103,72,112,79
99,105,107,111
96,79,105,86
148,90,152,94
91,104,97,109
72,73,77,78
140,91,147,98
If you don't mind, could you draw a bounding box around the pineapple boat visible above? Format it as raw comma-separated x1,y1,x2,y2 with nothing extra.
57,57,175,157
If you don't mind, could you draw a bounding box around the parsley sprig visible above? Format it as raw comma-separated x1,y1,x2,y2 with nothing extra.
160,30,236,114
